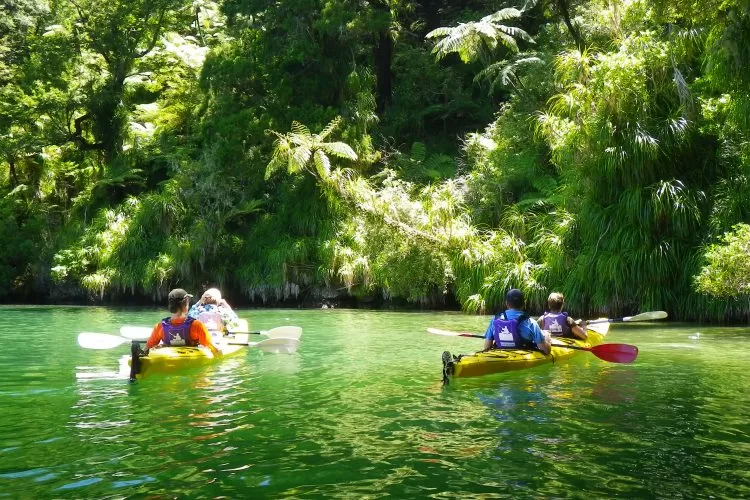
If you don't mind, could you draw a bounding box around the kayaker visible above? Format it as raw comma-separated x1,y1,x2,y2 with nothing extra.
483,289,551,355
536,292,588,340
188,288,240,332
145,288,220,355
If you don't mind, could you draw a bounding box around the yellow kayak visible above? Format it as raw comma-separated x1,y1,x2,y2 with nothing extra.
121,333,249,379
442,322,610,380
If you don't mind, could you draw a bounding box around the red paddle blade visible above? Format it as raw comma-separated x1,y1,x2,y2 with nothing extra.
589,343,639,363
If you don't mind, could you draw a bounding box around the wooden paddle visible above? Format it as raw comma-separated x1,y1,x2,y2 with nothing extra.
426,328,639,363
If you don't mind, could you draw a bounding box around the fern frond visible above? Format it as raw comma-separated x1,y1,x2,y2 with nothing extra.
497,32,520,52
322,142,358,160
425,27,453,39
499,25,533,43
474,22,500,44
313,149,331,179
290,146,312,174
484,8,522,23
410,142,427,162
318,117,342,141
290,121,311,138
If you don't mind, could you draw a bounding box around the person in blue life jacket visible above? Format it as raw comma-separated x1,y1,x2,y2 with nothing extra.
483,289,551,354
536,292,588,340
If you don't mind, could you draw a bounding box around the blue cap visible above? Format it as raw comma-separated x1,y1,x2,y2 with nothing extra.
505,289,524,309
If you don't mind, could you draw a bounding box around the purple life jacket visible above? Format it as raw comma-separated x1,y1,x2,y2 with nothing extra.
161,317,196,346
543,312,570,337
492,312,530,349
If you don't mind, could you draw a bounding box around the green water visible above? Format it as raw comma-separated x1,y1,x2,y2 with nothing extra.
1,306,749,498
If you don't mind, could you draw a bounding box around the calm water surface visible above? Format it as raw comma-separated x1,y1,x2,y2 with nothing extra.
0,306,748,498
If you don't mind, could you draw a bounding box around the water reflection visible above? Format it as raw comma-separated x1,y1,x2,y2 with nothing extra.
2,309,750,497
590,366,638,405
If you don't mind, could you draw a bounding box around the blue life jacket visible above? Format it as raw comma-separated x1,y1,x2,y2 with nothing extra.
161,317,196,346
543,312,570,337
492,312,531,349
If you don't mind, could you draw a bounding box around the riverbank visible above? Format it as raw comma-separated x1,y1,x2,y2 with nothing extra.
4,276,748,324
2,284,465,312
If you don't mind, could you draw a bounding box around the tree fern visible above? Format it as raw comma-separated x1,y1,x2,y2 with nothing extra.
266,117,357,182
426,8,533,64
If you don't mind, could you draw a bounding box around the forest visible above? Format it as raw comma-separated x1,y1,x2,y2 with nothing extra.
1,0,749,321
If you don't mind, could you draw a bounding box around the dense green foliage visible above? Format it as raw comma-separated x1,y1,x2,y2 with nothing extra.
2,0,749,320
696,224,750,299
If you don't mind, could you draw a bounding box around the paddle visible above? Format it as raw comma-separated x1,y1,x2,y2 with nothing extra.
586,311,667,324
425,328,638,363
119,324,303,341
77,332,300,353
78,332,143,350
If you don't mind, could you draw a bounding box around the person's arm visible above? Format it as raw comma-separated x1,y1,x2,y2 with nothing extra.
145,322,163,349
568,316,588,340
483,321,495,351
525,320,551,355
191,320,220,356
536,316,544,329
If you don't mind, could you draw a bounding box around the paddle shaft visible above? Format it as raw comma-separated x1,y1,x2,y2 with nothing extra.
440,331,588,350
428,329,609,353
587,318,629,324
587,311,668,324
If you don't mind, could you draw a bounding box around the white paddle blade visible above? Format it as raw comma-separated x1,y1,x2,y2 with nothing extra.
120,326,153,341
624,311,668,322
78,332,128,350
262,326,303,340
587,321,610,335
252,337,300,354
427,327,463,337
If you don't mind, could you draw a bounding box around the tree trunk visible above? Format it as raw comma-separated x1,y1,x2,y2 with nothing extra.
374,29,393,113
553,0,585,52
94,70,128,163
8,157,19,187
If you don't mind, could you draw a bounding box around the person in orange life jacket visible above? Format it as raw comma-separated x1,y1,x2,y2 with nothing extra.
145,288,220,356
483,289,552,355
536,292,588,340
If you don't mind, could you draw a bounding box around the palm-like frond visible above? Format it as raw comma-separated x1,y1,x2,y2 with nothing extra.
265,117,358,182
426,8,532,63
